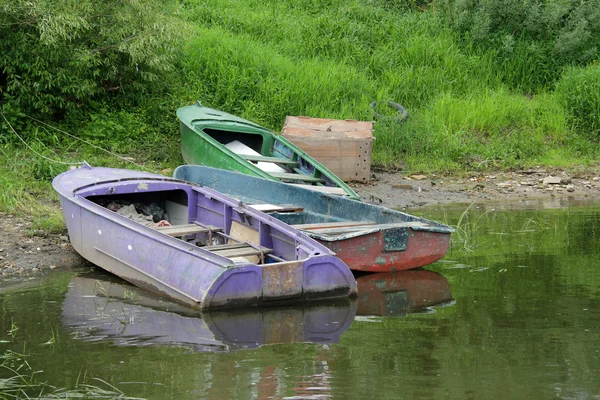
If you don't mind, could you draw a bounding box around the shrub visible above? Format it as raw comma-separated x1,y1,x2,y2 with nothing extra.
0,0,186,119
435,0,600,90
555,64,600,139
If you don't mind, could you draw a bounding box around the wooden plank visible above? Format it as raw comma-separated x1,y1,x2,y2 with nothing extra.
292,220,376,231
212,245,273,258
289,183,348,196
306,221,431,235
271,172,323,183
241,154,298,166
249,203,304,213
156,224,221,237
203,243,249,251
229,221,261,263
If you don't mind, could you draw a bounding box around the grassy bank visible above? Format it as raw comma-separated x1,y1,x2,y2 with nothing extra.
1,0,599,227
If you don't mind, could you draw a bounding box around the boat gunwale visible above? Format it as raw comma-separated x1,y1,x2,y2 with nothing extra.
176,103,271,133
303,223,454,242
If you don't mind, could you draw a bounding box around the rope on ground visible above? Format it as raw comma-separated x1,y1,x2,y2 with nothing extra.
1,110,83,166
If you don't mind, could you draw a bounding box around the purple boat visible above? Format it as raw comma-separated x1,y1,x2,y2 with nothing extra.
52,164,357,309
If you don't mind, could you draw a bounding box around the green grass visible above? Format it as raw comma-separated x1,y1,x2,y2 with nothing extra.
1,0,598,221
0,128,182,232
175,0,598,172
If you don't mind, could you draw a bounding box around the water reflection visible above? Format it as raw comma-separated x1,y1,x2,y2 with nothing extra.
355,270,454,317
61,272,356,352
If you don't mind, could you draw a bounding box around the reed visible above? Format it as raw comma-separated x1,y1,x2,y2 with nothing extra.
1,349,144,399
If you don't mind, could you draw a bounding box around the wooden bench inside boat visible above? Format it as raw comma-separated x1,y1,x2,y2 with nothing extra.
155,223,222,237
249,203,305,213
203,243,273,258
288,183,348,196
270,172,323,183
293,221,432,235
240,154,298,166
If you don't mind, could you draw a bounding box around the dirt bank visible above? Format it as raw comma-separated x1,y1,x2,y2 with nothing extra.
353,168,600,210
1,168,599,283
0,212,83,286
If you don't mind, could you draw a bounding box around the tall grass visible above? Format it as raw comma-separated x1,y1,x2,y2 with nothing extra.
177,0,599,172
556,63,600,140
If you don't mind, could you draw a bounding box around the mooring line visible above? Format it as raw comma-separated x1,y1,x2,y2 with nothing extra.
1,110,83,166
2,109,159,172
23,113,155,171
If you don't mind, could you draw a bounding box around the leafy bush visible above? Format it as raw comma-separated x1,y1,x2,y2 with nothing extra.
435,0,600,90
0,0,186,119
555,64,600,139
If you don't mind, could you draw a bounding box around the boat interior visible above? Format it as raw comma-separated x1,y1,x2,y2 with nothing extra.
203,127,266,155
199,126,339,188
84,183,321,266
252,204,431,238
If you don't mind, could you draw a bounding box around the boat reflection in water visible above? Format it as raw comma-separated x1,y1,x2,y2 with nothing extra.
61,272,356,352
355,269,454,317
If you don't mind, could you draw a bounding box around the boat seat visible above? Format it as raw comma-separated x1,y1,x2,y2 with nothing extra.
289,183,348,196
204,243,273,259
270,172,323,183
303,221,432,235
240,154,298,166
155,223,222,237
292,220,376,231
249,203,305,213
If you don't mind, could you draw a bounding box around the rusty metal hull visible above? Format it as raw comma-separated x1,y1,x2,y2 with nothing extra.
52,165,357,309
355,270,454,317
174,165,454,273
319,229,451,272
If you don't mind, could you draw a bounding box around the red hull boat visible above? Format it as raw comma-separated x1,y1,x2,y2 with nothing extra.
175,165,454,273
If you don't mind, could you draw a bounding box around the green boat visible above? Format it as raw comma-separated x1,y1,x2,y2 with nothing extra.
177,102,360,199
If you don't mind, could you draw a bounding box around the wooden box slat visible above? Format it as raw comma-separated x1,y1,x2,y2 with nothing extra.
281,116,374,182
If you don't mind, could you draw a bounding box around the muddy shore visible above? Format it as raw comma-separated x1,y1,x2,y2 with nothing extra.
1,168,599,283
354,168,600,210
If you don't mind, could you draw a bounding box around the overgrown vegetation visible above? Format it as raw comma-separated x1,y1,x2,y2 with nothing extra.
0,0,599,221
0,0,185,117
436,0,600,91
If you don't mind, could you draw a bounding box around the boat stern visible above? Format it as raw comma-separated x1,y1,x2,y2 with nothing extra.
203,256,357,309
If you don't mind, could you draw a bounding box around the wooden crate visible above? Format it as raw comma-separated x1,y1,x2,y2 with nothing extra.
281,116,374,182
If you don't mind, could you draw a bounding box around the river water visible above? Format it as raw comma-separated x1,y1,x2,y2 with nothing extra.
1,201,599,399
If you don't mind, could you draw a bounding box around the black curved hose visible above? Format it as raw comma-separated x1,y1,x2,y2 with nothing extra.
371,101,408,122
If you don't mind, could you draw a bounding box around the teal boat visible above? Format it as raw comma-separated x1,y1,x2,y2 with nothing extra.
174,165,454,273
177,102,359,199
